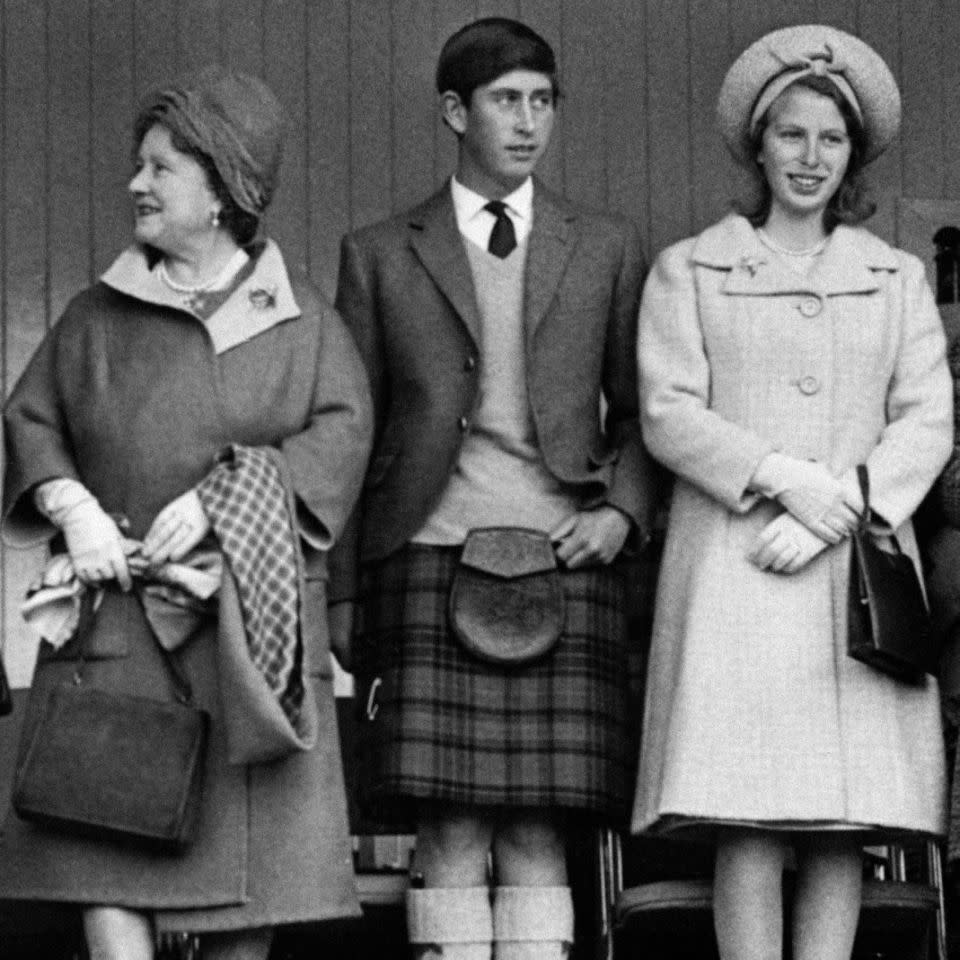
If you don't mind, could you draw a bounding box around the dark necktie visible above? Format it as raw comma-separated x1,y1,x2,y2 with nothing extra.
484,200,517,258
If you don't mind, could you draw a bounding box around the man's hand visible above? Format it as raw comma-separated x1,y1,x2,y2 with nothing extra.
551,506,630,569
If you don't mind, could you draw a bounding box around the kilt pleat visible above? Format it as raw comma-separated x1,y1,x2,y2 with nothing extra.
354,543,632,823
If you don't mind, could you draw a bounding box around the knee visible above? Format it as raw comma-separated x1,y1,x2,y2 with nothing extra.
416,812,495,886
83,907,154,960
493,816,566,885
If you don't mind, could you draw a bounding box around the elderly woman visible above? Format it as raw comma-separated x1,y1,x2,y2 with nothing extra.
0,68,371,960
633,25,952,960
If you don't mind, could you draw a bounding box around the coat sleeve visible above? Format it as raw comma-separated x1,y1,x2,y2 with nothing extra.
279,292,373,554
326,232,383,603
638,239,777,512
601,220,658,536
2,321,80,547
858,254,952,529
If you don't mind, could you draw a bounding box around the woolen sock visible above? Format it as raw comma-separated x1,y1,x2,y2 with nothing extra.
406,886,493,960
492,885,574,960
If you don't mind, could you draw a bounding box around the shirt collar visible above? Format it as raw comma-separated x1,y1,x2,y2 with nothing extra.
450,175,533,234
100,238,301,354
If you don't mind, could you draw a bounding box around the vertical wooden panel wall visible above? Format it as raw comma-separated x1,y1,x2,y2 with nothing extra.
0,0,954,685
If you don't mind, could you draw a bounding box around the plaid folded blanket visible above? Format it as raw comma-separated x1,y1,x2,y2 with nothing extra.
197,444,305,734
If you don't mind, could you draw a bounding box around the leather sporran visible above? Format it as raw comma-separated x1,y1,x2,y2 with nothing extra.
847,465,938,683
449,527,564,666
12,595,210,850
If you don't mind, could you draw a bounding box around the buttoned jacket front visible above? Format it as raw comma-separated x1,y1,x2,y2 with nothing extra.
330,179,652,600
634,213,952,836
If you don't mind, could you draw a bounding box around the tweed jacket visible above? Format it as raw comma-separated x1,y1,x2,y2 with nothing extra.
330,179,652,600
633,214,952,837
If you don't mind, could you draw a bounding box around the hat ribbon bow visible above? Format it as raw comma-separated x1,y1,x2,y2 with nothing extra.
749,40,862,133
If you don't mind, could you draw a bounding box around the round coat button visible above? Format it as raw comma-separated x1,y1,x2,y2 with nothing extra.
798,297,822,318
798,375,820,395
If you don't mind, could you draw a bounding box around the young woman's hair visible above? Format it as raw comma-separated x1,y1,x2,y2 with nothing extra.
740,74,876,231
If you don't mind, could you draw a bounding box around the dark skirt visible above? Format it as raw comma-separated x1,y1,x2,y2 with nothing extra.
354,543,633,824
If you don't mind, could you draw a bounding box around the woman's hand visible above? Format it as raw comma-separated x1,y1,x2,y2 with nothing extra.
60,499,133,591
751,453,859,543
747,512,830,574
141,489,211,566
551,506,631,569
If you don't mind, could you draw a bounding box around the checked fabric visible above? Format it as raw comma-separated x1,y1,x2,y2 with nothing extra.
197,444,304,730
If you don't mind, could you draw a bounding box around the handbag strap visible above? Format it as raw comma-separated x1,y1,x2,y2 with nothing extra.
73,590,197,706
856,464,870,530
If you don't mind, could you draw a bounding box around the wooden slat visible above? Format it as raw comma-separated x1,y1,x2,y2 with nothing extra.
602,0,647,238
478,0,519,17
306,0,350,298
264,0,309,274
133,0,179,98
90,0,135,274
221,0,264,78
559,0,610,209
815,0,858,32
644,0,692,254
391,0,438,212
940,0,960,201
688,0,735,234
899,0,943,200
48,0,93,320
177,0,222,71
857,0,902,244
349,0,393,228
3,0,48,687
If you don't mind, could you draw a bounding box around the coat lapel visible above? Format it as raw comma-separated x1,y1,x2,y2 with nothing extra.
694,215,899,298
408,187,482,346
525,183,577,338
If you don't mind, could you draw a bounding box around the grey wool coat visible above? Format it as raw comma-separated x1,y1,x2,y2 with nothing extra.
633,214,953,838
0,241,371,931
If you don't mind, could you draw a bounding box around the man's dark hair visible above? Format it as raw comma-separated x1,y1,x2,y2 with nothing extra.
436,17,559,106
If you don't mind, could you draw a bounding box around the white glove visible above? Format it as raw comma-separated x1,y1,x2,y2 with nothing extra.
35,478,131,590
141,488,211,566
747,512,830,574
751,453,858,543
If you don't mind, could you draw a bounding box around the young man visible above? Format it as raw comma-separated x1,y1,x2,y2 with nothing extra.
331,18,653,960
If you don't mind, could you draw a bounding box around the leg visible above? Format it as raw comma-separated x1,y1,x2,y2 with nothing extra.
83,906,154,960
414,806,496,887
713,829,788,960
407,805,496,960
792,833,862,960
491,812,573,960
200,927,274,960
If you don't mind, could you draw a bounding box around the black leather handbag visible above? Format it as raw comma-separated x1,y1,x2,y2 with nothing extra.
847,464,939,683
12,595,210,850
449,527,565,665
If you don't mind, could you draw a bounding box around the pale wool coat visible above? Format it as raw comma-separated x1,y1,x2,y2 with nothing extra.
632,214,953,837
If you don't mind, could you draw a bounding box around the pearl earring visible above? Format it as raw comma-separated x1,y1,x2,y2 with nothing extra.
211,209,221,227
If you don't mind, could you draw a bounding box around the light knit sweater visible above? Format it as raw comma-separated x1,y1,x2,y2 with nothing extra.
413,238,578,544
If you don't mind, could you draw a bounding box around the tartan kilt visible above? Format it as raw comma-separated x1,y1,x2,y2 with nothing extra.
354,543,634,824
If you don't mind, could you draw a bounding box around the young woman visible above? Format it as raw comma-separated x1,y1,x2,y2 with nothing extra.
633,25,952,960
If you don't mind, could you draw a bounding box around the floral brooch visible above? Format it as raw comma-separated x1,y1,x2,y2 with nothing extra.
248,285,278,310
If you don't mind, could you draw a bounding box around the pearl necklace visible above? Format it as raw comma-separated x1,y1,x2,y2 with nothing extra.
157,260,221,296
756,228,828,258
